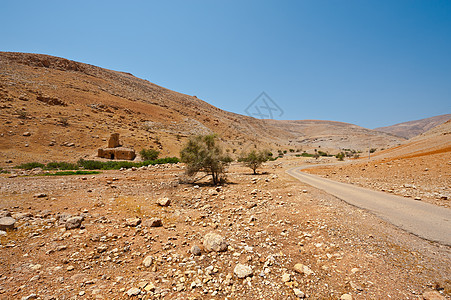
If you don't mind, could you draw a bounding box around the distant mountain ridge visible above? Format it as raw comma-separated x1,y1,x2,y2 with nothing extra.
375,114,451,139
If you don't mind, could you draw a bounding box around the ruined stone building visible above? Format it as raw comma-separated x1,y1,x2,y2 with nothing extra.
98,133,136,160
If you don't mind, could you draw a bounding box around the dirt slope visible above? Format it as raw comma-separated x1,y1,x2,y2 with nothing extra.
375,114,451,139
0,52,404,166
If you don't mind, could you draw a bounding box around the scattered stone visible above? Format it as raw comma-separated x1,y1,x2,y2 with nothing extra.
144,282,156,292
282,273,291,282
0,217,16,231
203,232,228,252
147,218,162,227
66,265,75,271
12,212,33,220
0,211,11,218
293,288,305,298
22,132,31,136
21,294,37,300
126,287,141,297
142,256,153,267
0,230,6,236
234,263,253,279
125,218,141,227
340,294,353,300
293,263,314,276
191,245,202,256
65,216,83,230
422,291,445,300
157,197,171,207
33,193,47,198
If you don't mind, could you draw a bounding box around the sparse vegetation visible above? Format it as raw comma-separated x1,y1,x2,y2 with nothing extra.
40,170,101,176
78,157,179,170
139,148,160,161
15,162,45,170
180,134,232,185
15,158,179,171
46,162,79,170
238,149,272,174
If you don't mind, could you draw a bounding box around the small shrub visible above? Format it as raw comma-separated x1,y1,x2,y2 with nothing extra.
140,148,160,161
336,152,345,161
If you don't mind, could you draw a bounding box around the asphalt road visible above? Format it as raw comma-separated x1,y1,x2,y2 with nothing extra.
287,166,451,246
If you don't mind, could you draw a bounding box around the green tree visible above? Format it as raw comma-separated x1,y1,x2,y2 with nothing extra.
238,149,271,175
336,152,345,161
180,134,232,185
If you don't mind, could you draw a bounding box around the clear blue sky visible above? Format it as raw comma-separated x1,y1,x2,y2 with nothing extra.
1,0,450,128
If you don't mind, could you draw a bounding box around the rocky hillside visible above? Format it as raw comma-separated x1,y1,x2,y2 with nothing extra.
375,114,451,139
0,52,405,165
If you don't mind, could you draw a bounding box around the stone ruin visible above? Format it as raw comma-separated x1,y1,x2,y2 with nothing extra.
98,133,136,160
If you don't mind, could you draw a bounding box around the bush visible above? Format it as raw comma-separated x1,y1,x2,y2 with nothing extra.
45,162,78,170
15,162,45,170
140,148,160,161
77,157,179,170
180,134,232,185
238,149,271,174
336,152,345,161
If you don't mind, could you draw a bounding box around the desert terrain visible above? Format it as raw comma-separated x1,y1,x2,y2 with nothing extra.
1,52,450,299
1,160,450,299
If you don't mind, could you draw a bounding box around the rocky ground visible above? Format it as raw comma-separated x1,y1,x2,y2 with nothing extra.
1,160,450,299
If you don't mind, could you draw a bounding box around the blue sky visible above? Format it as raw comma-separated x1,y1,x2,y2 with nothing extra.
1,0,450,128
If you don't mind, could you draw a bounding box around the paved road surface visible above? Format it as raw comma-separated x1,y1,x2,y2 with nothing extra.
287,166,451,246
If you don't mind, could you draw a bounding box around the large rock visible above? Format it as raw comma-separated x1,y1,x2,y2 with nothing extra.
65,216,83,230
0,217,16,230
146,218,162,227
142,256,153,267
234,263,253,278
294,263,314,276
190,245,202,256
157,197,171,207
203,232,228,252
126,287,141,297
125,218,141,227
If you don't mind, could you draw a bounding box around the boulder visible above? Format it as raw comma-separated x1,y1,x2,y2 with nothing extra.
203,232,228,252
157,197,171,207
146,218,162,227
142,256,153,267
0,217,16,230
234,263,253,278
65,216,83,230
125,218,141,227
294,263,314,276
190,245,202,256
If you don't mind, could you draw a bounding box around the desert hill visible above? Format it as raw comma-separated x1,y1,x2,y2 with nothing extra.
375,114,451,139
265,119,404,152
0,52,404,165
